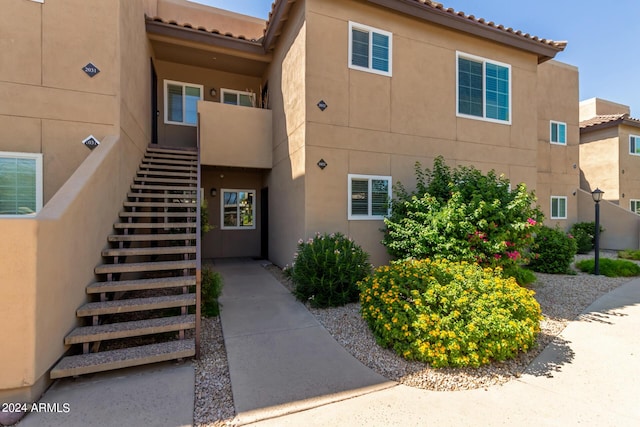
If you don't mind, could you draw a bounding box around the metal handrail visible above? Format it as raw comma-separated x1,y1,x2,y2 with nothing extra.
195,114,202,359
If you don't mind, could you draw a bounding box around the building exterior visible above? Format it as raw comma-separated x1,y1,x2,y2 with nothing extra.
1,0,580,402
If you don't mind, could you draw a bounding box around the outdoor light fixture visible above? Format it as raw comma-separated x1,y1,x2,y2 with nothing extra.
591,188,604,275
209,88,217,97
317,159,328,169
210,188,217,197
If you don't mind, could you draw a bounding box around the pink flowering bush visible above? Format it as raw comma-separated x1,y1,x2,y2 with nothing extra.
285,233,371,307
383,157,542,283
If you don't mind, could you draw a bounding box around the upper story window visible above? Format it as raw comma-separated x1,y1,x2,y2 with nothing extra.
164,80,203,126
221,89,255,107
457,52,511,124
348,174,392,220
630,135,640,156
550,196,567,219
550,121,567,145
348,22,392,77
630,200,640,215
0,151,43,216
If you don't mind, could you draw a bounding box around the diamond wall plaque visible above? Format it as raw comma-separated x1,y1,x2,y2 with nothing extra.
317,100,327,111
82,63,100,78
82,135,100,150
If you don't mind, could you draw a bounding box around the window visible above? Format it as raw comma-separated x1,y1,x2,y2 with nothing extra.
550,121,567,145
164,80,203,126
221,189,255,229
630,135,640,155
0,152,43,216
550,196,567,219
348,174,392,220
221,89,255,107
348,22,392,77
631,200,640,214
457,52,511,123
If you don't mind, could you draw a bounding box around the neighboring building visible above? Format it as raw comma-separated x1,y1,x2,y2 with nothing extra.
1,0,578,402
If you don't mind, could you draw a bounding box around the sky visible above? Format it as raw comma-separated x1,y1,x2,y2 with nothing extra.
189,0,640,117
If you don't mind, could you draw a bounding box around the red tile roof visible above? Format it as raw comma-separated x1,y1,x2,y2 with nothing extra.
580,114,640,131
146,16,263,43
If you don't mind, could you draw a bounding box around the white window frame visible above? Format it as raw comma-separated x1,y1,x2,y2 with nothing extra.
348,22,393,77
630,199,640,215
550,121,567,145
0,151,43,217
348,174,392,220
630,135,640,156
220,189,256,230
163,79,203,127
550,196,567,219
456,51,512,125
220,88,256,107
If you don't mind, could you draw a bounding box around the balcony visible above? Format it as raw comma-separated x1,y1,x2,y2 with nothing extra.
198,101,272,169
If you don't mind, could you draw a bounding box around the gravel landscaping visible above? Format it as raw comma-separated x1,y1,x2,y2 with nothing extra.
194,250,635,426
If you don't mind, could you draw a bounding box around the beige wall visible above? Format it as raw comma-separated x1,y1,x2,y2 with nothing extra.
579,98,630,121
580,127,620,202
536,60,580,229
199,101,272,168
265,0,307,268
0,0,120,203
618,124,640,209
154,60,261,147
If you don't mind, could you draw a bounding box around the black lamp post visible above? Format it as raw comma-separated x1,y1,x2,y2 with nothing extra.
591,188,604,275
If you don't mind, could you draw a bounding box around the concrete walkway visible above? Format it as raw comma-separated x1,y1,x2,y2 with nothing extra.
214,259,394,425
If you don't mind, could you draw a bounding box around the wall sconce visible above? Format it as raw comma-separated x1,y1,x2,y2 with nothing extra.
210,188,217,197
317,159,328,169
209,88,217,97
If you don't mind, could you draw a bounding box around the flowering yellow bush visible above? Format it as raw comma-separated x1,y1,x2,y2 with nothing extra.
358,259,541,368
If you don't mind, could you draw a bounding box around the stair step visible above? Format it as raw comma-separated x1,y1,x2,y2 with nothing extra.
113,222,196,230
108,233,196,242
102,245,196,257
137,170,196,178
77,293,196,317
138,164,197,172
146,147,197,156
133,176,197,185
64,315,196,345
123,201,196,208
95,260,196,274
131,184,198,192
119,211,197,218
87,276,196,294
142,158,196,166
50,339,195,379
127,192,196,200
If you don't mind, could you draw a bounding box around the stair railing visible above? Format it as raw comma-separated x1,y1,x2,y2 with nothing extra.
195,114,202,359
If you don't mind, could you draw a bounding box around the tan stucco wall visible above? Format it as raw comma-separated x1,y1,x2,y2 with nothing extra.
264,0,307,268
295,0,544,265
579,98,630,121
0,0,120,203
579,128,620,202
618,124,640,209
154,60,262,147
199,101,272,168
536,60,580,229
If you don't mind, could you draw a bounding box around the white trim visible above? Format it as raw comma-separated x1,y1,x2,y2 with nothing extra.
630,134,640,156
630,199,640,214
348,21,393,77
550,120,567,145
0,151,43,217
220,88,256,107
456,51,512,125
220,188,256,230
550,195,567,219
163,79,203,127
348,174,392,220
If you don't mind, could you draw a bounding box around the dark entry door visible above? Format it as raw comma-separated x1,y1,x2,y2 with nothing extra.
150,59,158,145
261,187,269,259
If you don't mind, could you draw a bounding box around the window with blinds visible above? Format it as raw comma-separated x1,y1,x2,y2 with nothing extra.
164,80,203,126
551,196,567,219
349,22,392,77
348,174,391,220
0,152,42,216
551,121,567,145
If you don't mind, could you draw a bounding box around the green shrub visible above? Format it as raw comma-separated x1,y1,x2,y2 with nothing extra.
286,233,371,308
359,259,541,368
618,249,640,260
570,222,604,254
528,226,577,274
201,268,223,317
502,265,537,286
382,157,542,271
575,258,640,277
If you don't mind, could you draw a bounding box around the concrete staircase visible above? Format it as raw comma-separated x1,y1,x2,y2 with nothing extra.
50,146,199,379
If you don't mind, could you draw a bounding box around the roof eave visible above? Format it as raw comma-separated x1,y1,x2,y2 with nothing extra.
365,0,565,63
